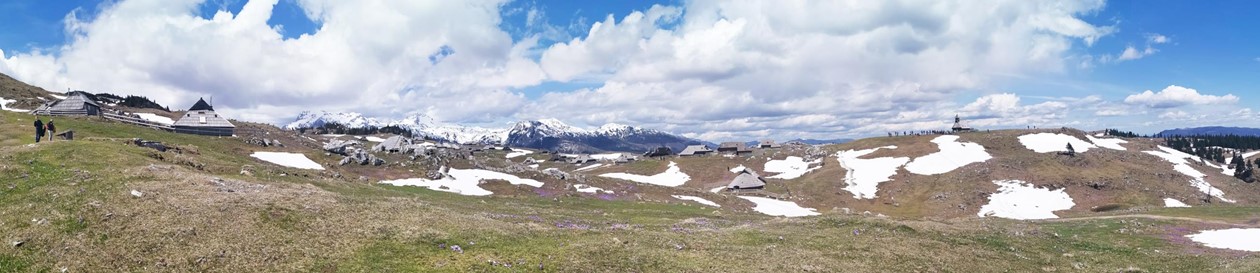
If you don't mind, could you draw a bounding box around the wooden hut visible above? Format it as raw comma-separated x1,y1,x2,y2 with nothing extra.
172,98,235,136
727,169,766,190
32,91,101,116
678,145,714,156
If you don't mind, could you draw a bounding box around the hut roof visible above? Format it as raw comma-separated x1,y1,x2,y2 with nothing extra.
189,98,214,111
678,145,714,156
727,169,766,189
719,142,751,152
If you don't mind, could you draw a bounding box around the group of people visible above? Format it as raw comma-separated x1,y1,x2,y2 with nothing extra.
33,118,56,143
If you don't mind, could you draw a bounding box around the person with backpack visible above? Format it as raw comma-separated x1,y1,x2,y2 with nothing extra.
33,118,44,143
46,119,56,142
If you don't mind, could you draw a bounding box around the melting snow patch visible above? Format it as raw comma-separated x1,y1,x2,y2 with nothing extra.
1143,146,1235,203
673,195,720,207
574,184,613,194
0,97,30,112
904,135,992,175
590,153,625,160
505,149,534,159
364,136,387,142
250,152,325,170
574,163,604,172
709,186,726,193
1187,229,1260,251
835,146,909,199
729,165,747,173
977,180,1075,220
764,156,822,179
1085,135,1127,151
380,169,544,196
135,113,175,125
737,196,820,217
1018,133,1097,153
599,161,690,187
1164,198,1190,208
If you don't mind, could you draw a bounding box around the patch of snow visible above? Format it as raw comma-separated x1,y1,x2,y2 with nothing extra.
505,149,534,159
249,152,325,170
49,93,66,100
1143,146,1235,203
729,165,747,173
904,135,992,175
1164,198,1190,208
709,186,726,193
835,146,909,199
1085,135,1128,151
134,113,174,125
574,184,614,194
672,195,720,207
1186,228,1260,251
590,153,624,160
599,161,691,187
130,190,143,197
763,156,822,179
1018,133,1097,153
364,136,387,142
737,196,820,217
322,134,346,137
528,164,539,169
0,97,30,112
977,180,1075,220
574,163,604,172
379,168,544,196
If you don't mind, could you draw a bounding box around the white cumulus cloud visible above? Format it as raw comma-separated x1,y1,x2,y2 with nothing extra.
1124,85,1239,108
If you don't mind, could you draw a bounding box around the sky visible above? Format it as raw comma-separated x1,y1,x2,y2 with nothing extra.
1,0,1258,142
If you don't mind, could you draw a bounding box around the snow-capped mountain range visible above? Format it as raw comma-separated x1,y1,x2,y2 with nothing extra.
285,111,704,153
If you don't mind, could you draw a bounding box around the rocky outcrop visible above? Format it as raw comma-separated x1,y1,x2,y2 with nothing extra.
323,139,360,156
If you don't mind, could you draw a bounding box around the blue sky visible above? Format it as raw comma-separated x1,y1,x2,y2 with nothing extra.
1,0,1258,141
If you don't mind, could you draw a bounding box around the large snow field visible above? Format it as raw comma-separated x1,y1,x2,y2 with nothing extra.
135,113,175,125
1085,135,1128,151
1018,133,1097,153
599,161,691,187
977,180,1075,220
903,135,993,175
1164,198,1190,208
379,168,544,196
672,195,720,207
1186,228,1260,251
737,196,820,217
1143,146,1235,203
505,149,534,159
763,156,822,179
835,146,909,199
249,152,325,170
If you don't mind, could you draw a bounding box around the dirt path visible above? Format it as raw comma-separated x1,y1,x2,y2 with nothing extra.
1040,214,1259,227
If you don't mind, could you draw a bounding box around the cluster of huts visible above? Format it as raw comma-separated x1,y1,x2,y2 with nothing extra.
31,91,235,136
676,140,786,157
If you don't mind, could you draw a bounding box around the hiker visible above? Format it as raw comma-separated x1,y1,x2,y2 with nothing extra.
46,119,56,142
33,118,44,143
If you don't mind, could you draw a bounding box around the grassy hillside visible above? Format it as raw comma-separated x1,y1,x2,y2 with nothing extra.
2,110,1259,272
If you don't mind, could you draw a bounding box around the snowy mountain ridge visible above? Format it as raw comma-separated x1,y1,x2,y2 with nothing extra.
284,111,702,153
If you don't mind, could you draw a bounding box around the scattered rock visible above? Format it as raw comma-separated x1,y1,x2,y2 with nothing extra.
130,189,144,197
11,240,24,248
323,139,361,156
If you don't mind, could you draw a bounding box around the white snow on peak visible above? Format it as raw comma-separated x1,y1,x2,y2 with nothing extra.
672,195,720,207
1143,146,1236,203
379,168,544,196
135,113,175,125
1085,135,1128,151
763,156,822,179
1187,228,1260,252
249,152,325,170
977,180,1075,220
836,146,909,199
904,135,992,175
1018,133,1097,153
285,111,384,130
1164,198,1190,208
737,196,820,217
599,161,691,187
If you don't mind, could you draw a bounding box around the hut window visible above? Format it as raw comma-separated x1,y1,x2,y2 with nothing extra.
200,116,207,124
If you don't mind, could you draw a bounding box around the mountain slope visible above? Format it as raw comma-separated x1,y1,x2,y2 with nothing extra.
1158,126,1260,137
0,72,61,110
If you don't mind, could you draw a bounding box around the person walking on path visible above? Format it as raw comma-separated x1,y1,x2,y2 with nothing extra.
33,118,44,143
46,119,56,142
